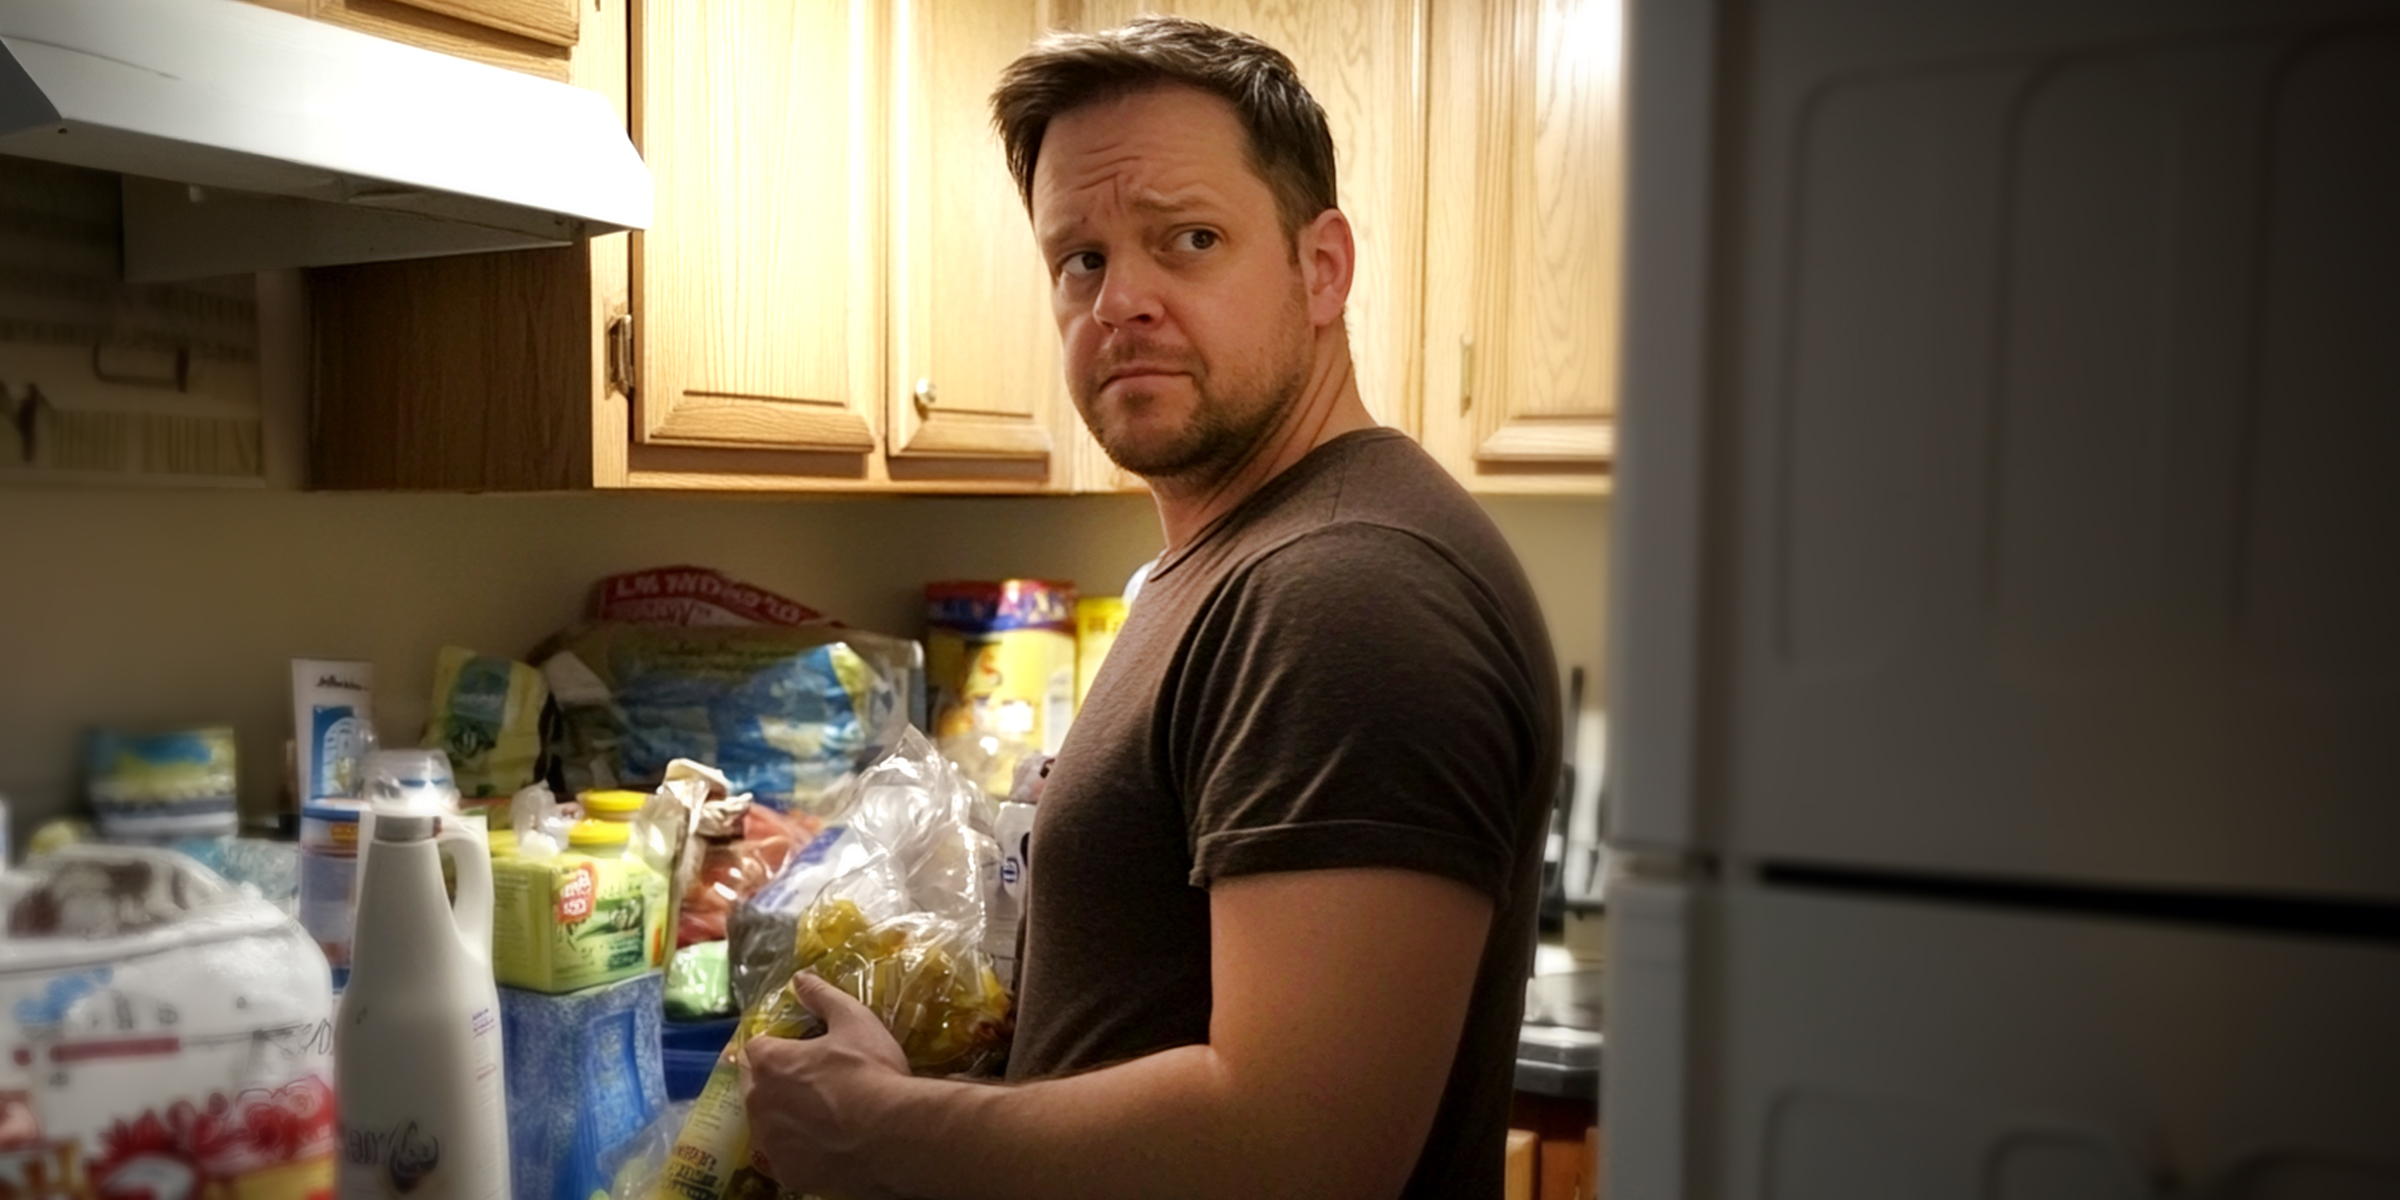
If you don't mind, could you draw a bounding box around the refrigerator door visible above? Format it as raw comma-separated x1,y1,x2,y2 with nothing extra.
1606,878,2400,1199
1609,0,2400,900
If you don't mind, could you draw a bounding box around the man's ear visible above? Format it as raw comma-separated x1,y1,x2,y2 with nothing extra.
1296,207,1356,328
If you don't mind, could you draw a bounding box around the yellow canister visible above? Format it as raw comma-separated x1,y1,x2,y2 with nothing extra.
1073,596,1128,712
926,579,1078,796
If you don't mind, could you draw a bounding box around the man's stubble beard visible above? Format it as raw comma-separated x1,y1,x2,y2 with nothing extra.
1076,284,1314,486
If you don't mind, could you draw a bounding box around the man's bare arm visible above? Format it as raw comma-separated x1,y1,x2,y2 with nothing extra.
743,865,1493,1200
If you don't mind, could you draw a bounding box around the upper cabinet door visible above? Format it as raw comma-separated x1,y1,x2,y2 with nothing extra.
1424,0,1623,491
886,0,1062,468
633,0,885,457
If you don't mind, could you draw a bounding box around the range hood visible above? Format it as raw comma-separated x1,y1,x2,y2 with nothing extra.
0,0,651,281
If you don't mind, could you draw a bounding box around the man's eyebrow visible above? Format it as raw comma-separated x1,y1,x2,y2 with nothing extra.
1035,218,1085,253
1128,192,1218,217
1035,191,1228,251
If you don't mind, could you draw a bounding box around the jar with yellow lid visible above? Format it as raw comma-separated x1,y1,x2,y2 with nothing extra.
489,812,668,993
568,817,632,853
580,790,648,822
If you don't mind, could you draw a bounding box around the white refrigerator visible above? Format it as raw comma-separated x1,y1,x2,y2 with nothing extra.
1601,0,2400,1196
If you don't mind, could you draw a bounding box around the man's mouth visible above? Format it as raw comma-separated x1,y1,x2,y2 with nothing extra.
1105,365,1183,384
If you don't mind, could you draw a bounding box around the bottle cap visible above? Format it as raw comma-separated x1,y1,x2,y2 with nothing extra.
370,809,437,842
567,818,631,848
582,790,647,820
361,749,459,816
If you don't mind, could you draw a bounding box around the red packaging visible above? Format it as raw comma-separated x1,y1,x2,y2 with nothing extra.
676,805,822,947
590,566,830,628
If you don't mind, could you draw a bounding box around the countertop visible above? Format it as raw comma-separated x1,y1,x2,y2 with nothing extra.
1517,944,1602,1098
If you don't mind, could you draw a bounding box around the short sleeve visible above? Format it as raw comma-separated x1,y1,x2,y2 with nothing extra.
1167,523,1546,905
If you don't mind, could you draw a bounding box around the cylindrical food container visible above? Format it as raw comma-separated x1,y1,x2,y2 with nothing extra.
297,798,369,991
1074,595,1128,712
582,789,648,823
85,725,241,842
926,579,1078,797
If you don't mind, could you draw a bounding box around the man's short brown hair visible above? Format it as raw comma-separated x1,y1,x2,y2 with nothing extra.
989,16,1338,241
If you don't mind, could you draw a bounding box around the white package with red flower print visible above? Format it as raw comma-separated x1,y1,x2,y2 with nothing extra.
0,845,337,1200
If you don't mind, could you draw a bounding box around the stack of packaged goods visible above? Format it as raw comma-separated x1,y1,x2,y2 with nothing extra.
9,563,1033,1200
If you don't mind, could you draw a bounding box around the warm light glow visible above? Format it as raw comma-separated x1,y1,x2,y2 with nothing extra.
1562,0,1626,94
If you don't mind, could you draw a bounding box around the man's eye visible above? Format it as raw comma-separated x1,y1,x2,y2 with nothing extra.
1174,229,1219,252
1060,251,1104,278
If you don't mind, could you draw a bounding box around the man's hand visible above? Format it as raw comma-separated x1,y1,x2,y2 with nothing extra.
731,868,1492,1200
740,973,914,1200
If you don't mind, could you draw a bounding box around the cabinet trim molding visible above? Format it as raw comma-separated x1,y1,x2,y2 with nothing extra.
646,396,878,453
1476,415,1616,464
891,416,1054,461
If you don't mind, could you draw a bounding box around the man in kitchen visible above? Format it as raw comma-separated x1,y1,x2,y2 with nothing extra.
741,17,1560,1199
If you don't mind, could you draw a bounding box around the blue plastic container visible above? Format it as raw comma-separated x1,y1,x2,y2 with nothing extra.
500,973,668,1200
661,1015,740,1101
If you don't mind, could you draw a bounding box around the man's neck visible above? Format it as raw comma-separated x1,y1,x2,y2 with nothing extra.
1147,330,1377,552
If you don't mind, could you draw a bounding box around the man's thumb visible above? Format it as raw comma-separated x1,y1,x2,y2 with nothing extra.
790,971,868,1032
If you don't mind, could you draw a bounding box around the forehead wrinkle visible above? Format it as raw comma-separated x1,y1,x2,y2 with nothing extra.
1036,167,1227,251
1031,89,1256,248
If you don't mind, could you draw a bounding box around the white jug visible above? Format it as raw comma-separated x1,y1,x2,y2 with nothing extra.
336,803,510,1200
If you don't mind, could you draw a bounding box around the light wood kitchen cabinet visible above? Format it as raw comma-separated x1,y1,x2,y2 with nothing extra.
307,0,1624,495
238,0,578,81
310,0,631,491
629,0,883,468
885,0,1069,484
888,0,1056,468
313,0,1077,493
1420,0,1623,494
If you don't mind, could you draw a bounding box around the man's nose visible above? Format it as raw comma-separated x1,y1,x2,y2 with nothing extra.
1093,257,1164,329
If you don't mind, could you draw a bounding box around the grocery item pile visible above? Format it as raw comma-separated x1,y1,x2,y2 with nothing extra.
0,564,1123,1200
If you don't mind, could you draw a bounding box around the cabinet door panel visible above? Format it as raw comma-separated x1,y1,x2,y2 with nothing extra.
888,0,1060,466
1469,0,1620,464
636,0,883,455
1424,0,1619,492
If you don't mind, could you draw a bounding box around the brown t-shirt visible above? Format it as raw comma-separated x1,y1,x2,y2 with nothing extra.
1006,429,1562,1198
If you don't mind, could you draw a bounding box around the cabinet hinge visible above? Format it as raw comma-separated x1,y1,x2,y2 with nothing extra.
1459,336,1475,414
606,312,635,400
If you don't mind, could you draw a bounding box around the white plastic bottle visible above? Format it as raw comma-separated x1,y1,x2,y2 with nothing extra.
336,756,509,1200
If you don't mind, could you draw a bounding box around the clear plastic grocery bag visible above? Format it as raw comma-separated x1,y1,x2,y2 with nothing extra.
652,728,1011,1200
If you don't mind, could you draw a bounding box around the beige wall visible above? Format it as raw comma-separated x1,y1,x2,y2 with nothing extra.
0,485,1607,837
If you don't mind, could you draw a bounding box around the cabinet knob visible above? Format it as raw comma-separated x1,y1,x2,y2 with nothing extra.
914,378,937,414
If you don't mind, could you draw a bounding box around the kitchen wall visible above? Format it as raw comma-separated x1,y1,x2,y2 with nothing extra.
0,484,1608,834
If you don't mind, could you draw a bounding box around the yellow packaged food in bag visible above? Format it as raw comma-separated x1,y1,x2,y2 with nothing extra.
651,730,1010,1200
